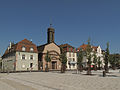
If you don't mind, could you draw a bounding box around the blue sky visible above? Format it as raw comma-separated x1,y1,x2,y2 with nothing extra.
0,0,120,55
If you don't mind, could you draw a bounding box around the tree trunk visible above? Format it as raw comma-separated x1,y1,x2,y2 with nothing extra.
105,63,109,73
87,64,91,75
61,64,66,73
98,64,101,70
45,63,49,72
94,65,97,71
80,65,83,72
112,65,116,70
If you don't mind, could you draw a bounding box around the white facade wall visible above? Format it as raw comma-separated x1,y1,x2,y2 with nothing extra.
16,52,38,71
66,52,77,70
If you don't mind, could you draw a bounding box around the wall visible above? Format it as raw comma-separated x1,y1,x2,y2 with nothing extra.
66,52,77,70
2,53,16,72
16,52,38,71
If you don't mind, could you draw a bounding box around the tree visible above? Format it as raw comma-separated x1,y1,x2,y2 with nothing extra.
77,49,84,72
104,42,110,73
109,54,119,70
93,52,98,71
45,51,51,72
85,38,93,75
60,47,67,73
97,56,102,70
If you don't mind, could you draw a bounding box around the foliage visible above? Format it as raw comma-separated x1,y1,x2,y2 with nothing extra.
60,53,67,65
60,47,67,73
97,56,102,70
45,51,51,63
77,49,84,72
85,38,93,75
109,54,120,69
104,42,110,72
93,51,98,71
45,51,51,72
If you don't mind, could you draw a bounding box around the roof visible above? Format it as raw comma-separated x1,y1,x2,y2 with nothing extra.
59,44,74,48
78,44,98,51
59,44,76,52
37,42,59,53
37,43,47,53
3,39,38,56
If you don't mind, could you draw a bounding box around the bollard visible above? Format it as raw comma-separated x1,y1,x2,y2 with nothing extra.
103,71,106,77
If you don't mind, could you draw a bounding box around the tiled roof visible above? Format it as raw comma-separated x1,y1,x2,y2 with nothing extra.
59,44,74,48
59,44,76,52
78,44,98,51
3,39,38,56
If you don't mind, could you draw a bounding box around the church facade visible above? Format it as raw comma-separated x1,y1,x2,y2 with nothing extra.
37,26,61,71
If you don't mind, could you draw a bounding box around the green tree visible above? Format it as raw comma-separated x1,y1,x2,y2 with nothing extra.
85,38,93,75
97,56,102,70
93,52,98,71
104,42,110,73
60,47,67,73
77,49,84,72
109,54,119,70
45,51,51,72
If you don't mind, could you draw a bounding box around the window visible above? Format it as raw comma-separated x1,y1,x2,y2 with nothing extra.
22,54,25,60
69,52,71,57
22,46,26,51
73,53,75,57
73,58,75,62
30,55,33,60
30,47,34,52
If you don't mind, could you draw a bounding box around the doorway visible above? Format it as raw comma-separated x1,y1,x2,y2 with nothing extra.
52,61,57,69
30,63,33,68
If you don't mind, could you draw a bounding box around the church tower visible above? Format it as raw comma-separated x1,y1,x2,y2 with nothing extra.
47,24,55,44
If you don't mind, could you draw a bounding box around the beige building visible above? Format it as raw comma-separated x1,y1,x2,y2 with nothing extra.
38,25,61,71
2,39,38,72
60,44,77,70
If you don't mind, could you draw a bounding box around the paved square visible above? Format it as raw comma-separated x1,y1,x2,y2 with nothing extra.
0,70,120,90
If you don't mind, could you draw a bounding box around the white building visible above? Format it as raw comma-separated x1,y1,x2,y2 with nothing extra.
78,44,104,68
60,44,77,70
2,39,38,72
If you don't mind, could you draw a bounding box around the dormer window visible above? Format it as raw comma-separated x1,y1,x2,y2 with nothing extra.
22,46,26,51
30,47,34,52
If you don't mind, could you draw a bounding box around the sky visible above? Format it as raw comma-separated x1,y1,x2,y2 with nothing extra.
0,0,120,55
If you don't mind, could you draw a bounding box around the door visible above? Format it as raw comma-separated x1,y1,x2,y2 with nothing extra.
52,61,57,69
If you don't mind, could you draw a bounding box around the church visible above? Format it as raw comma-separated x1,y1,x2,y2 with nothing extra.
37,25,61,71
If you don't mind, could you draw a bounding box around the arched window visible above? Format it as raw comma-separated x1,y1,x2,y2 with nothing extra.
22,46,26,51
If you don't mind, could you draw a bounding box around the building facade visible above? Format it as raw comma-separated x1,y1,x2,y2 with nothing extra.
77,44,104,68
37,25,61,71
2,39,38,72
0,55,2,71
60,44,77,70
